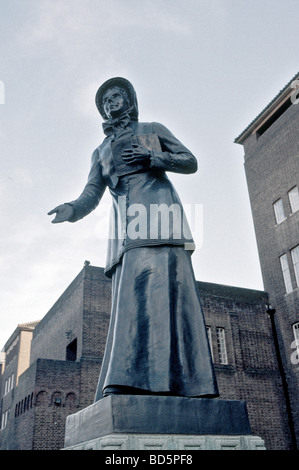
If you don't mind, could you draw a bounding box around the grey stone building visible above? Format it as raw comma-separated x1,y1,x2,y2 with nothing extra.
0,321,39,437
235,71,299,450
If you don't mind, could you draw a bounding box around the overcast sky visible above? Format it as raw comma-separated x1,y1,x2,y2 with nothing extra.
0,0,298,349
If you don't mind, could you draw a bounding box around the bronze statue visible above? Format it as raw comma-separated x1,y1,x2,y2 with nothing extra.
48,77,219,401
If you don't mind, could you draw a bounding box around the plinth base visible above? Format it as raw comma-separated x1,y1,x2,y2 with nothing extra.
63,395,266,450
63,432,266,450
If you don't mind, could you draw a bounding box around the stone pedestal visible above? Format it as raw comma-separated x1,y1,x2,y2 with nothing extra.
63,395,266,450
63,433,266,451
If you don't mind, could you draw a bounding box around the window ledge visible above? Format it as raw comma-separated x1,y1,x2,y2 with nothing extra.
289,210,299,217
274,217,287,227
214,364,235,372
284,287,299,296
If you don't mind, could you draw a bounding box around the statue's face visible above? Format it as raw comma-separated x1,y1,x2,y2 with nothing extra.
103,87,128,118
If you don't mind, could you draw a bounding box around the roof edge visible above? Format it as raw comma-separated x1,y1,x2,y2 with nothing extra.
234,72,299,145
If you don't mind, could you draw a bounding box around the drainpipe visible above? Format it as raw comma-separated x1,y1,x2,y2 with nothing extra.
266,303,297,450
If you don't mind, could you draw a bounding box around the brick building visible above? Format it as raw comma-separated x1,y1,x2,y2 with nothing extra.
0,264,110,450
0,263,292,450
2,73,299,451
235,72,299,449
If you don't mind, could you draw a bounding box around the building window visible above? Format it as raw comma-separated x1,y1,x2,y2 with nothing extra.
293,322,299,337
292,322,299,359
293,322,299,342
3,373,15,396
280,254,293,293
206,326,214,361
66,338,77,361
216,327,228,365
1,409,10,430
291,246,299,288
273,198,286,224
288,186,299,214
11,373,14,391
1,412,5,429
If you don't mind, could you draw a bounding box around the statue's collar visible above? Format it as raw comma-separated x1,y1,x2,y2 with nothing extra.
102,106,136,136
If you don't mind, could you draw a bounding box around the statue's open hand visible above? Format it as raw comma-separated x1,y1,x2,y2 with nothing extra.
122,144,150,165
48,204,74,223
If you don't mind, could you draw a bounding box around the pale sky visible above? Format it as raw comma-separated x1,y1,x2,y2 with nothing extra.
0,0,298,349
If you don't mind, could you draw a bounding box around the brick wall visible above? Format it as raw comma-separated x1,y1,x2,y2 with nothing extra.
82,266,111,360
241,99,299,446
33,359,81,450
30,271,85,365
0,266,292,449
199,282,291,449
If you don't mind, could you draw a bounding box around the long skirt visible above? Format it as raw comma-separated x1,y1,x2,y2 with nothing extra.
94,245,219,401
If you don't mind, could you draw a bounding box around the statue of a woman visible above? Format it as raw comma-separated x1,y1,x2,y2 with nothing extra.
48,77,219,401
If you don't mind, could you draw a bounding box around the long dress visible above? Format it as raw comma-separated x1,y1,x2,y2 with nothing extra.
94,244,219,400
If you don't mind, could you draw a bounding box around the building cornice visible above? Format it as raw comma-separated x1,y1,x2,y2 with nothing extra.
235,72,299,145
